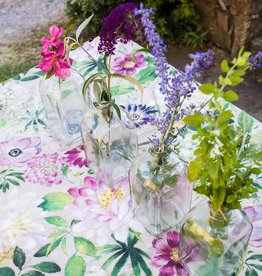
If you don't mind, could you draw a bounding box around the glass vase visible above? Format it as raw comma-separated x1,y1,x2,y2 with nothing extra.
81,101,137,186
39,69,86,145
179,200,252,276
129,150,192,236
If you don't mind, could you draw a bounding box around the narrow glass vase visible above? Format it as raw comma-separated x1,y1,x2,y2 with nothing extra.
81,101,137,186
39,69,86,145
179,200,252,276
129,150,192,236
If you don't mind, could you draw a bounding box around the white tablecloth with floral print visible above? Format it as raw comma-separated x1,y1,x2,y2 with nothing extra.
0,38,261,276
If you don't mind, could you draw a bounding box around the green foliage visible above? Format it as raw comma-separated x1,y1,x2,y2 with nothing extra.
65,0,206,46
100,229,152,275
183,49,262,214
0,169,25,193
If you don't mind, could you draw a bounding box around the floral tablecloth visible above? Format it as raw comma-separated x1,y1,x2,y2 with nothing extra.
0,39,261,276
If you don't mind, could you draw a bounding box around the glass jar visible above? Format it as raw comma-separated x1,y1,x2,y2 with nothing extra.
129,150,192,236
179,200,252,276
39,69,86,145
81,101,137,186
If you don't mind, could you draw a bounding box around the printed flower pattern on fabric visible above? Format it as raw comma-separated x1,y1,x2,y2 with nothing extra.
0,189,47,264
65,145,91,168
121,104,158,127
111,54,147,75
152,231,193,276
243,204,262,247
0,137,41,167
66,174,144,246
25,153,67,186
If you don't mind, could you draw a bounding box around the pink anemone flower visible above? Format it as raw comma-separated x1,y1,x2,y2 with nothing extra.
41,25,64,52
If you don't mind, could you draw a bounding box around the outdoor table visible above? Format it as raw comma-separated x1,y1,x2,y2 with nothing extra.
0,38,261,276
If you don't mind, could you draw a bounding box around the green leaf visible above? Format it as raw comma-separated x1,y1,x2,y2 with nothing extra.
135,253,152,276
74,237,96,256
247,254,262,262
135,66,156,84
21,75,40,81
0,267,15,276
245,269,259,276
13,246,26,270
7,179,20,186
102,250,125,270
99,245,122,254
38,192,74,211
216,110,233,125
21,271,45,276
62,165,69,176
76,14,94,41
61,237,67,255
221,60,229,72
82,72,106,98
48,229,67,238
230,75,243,86
183,113,204,128
212,187,226,210
223,90,239,102
130,252,140,276
199,83,216,95
111,85,134,96
110,102,121,120
238,112,254,134
187,160,201,181
111,251,129,276
65,255,86,276
32,262,61,273
45,216,68,227
34,238,63,257
249,264,262,271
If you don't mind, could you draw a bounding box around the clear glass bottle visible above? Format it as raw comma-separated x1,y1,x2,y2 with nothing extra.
179,200,252,276
129,150,192,236
81,101,137,186
39,69,86,145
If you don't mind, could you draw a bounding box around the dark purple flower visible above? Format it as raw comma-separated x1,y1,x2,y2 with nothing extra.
152,231,190,276
98,2,138,56
249,51,262,70
121,104,158,127
65,145,91,168
243,204,262,247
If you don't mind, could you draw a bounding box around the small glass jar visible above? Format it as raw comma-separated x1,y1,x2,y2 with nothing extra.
81,101,137,186
179,200,252,276
39,69,86,145
129,150,192,236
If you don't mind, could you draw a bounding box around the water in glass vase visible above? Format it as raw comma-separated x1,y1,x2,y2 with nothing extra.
81,101,137,186
129,150,192,236
179,200,252,276
39,69,86,145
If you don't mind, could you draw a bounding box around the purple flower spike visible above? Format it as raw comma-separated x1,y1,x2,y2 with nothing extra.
249,51,262,70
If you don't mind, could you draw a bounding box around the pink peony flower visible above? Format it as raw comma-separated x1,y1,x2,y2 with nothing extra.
111,53,147,75
65,145,91,168
0,137,41,167
39,43,72,79
41,25,64,53
25,152,67,186
152,231,190,276
243,204,262,247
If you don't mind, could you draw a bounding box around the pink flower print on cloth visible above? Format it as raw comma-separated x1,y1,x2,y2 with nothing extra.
0,137,41,167
67,175,144,246
65,145,91,168
111,53,147,75
25,153,67,186
243,204,262,247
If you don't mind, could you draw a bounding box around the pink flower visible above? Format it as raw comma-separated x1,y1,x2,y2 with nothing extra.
65,145,91,168
152,231,190,276
25,153,67,186
111,54,147,75
41,25,64,53
0,137,41,167
39,43,72,79
243,205,262,247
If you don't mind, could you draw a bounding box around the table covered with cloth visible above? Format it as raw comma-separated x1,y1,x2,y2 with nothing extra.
0,38,261,276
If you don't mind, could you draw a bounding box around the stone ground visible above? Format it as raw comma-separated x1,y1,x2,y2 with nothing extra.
0,0,261,121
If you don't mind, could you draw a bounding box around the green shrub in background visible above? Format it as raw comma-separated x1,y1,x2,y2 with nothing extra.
65,0,207,47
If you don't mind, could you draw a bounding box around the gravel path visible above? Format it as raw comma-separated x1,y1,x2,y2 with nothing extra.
0,0,67,44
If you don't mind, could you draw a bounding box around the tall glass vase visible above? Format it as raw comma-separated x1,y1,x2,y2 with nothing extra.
39,69,86,145
81,101,137,186
129,150,192,236
179,200,252,276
